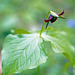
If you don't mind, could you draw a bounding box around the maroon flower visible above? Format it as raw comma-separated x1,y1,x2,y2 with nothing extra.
44,10,65,23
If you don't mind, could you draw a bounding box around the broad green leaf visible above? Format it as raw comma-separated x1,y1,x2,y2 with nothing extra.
1,33,48,75
1,29,75,75
41,30,75,68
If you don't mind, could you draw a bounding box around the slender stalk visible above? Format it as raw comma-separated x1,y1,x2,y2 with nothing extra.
37,66,40,75
45,21,49,29
39,11,50,36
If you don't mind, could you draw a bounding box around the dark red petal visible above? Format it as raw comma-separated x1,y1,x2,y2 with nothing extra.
44,19,50,22
49,14,53,19
51,17,57,23
59,10,64,16
44,15,53,22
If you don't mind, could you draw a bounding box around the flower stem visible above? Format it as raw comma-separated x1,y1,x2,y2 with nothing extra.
45,21,49,29
39,11,50,36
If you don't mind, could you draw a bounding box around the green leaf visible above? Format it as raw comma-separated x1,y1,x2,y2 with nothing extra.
1,29,75,75
1,33,48,75
11,29,30,34
42,30,75,67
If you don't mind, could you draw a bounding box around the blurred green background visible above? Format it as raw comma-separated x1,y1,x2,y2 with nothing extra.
0,0,75,75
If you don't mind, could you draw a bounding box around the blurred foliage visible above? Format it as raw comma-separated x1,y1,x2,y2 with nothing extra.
0,0,75,75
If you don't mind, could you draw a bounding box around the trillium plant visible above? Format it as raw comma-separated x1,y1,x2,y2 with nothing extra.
1,10,75,75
